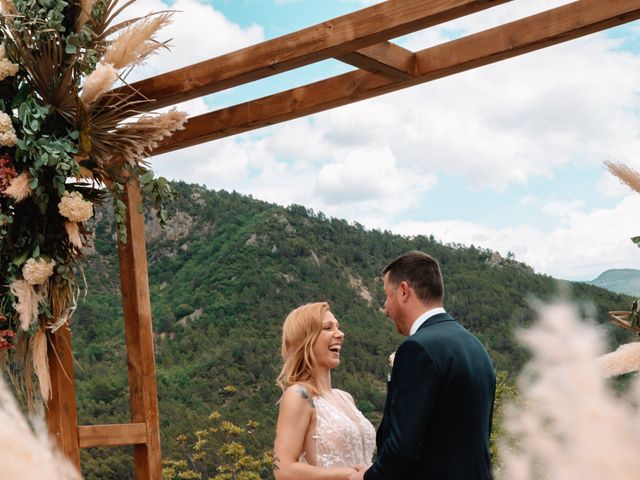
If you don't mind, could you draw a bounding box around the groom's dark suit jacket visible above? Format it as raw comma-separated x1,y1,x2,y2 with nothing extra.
364,312,496,480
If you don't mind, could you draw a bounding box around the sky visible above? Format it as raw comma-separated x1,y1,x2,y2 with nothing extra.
122,0,640,281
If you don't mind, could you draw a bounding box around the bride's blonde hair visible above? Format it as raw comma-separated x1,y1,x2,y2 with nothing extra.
276,302,329,396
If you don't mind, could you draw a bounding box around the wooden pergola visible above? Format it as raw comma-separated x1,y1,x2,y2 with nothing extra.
44,0,640,478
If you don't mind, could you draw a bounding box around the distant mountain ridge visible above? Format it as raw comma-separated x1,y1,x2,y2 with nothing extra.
588,269,640,297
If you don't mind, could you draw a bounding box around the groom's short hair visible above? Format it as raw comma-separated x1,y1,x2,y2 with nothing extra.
383,250,444,304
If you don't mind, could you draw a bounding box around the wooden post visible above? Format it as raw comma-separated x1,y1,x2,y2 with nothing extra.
47,324,81,469
117,178,162,480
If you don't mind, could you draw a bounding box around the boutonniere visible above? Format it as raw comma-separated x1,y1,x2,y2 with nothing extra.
387,351,396,381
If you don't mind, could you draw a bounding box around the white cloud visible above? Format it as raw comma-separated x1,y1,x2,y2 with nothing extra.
314,147,435,207
393,195,640,281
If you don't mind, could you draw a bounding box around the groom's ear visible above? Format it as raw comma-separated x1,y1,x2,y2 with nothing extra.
398,281,411,301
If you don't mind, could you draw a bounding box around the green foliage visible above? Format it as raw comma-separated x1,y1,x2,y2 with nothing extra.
163,391,272,480
490,371,519,467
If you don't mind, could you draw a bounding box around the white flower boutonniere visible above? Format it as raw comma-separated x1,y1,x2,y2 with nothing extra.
387,351,396,381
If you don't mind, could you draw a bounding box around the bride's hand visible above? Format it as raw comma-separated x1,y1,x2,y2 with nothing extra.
347,466,365,480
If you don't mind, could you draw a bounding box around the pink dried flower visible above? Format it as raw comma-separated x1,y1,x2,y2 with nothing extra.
0,154,16,191
0,330,15,350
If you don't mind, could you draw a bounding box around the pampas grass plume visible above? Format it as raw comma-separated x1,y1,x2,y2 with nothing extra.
64,221,83,250
119,108,187,161
31,329,50,401
500,303,640,480
604,160,640,194
0,376,81,480
9,280,45,331
80,62,118,106
103,13,172,70
598,341,640,377
4,171,32,202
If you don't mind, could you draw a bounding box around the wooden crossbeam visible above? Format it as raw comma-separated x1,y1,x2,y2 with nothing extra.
116,0,510,110
336,42,417,80
153,0,640,155
78,423,147,449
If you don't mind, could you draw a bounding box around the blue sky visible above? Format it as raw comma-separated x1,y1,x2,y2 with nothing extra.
126,0,640,281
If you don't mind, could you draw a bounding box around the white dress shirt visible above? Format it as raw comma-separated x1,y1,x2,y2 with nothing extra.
409,307,446,336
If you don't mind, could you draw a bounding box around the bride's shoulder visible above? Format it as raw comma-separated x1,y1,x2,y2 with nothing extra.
280,384,316,409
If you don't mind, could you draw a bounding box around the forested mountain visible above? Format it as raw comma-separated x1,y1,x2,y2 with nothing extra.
72,182,634,479
588,268,640,296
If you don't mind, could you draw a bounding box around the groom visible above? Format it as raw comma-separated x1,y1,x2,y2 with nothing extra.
352,250,496,480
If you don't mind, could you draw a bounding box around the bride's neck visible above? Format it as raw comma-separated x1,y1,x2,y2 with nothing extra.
316,368,332,394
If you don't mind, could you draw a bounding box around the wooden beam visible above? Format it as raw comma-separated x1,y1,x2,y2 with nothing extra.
116,0,510,109
153,0,640,154
78,423,147,449
46,326,81,469
336,42,417,80
117,179,162,480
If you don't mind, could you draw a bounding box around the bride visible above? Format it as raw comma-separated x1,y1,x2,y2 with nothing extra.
273,302,375,480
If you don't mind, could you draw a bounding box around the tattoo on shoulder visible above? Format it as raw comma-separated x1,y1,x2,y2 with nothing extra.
296,385,315,408
272,451,281,471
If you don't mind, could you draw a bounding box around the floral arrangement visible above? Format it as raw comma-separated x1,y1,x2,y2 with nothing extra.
0,0,187,403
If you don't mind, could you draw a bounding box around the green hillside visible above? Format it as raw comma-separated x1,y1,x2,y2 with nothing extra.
71,182,634,479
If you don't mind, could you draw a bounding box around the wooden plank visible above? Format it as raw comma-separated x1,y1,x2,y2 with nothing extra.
116,0,510,109
46,325,81,469
78,423,147,448
117,179,162,480
153,0,640,154
336,42,417,80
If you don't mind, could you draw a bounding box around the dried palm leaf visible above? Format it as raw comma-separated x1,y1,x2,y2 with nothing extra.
5,29,77,122
87,89,149,163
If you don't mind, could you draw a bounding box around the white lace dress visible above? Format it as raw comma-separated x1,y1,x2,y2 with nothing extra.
302,389,376,469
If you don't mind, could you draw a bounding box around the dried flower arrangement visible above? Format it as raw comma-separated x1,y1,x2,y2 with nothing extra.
0,0,187,404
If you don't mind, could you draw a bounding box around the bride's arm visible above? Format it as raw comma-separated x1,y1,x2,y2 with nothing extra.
274,385,357,480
